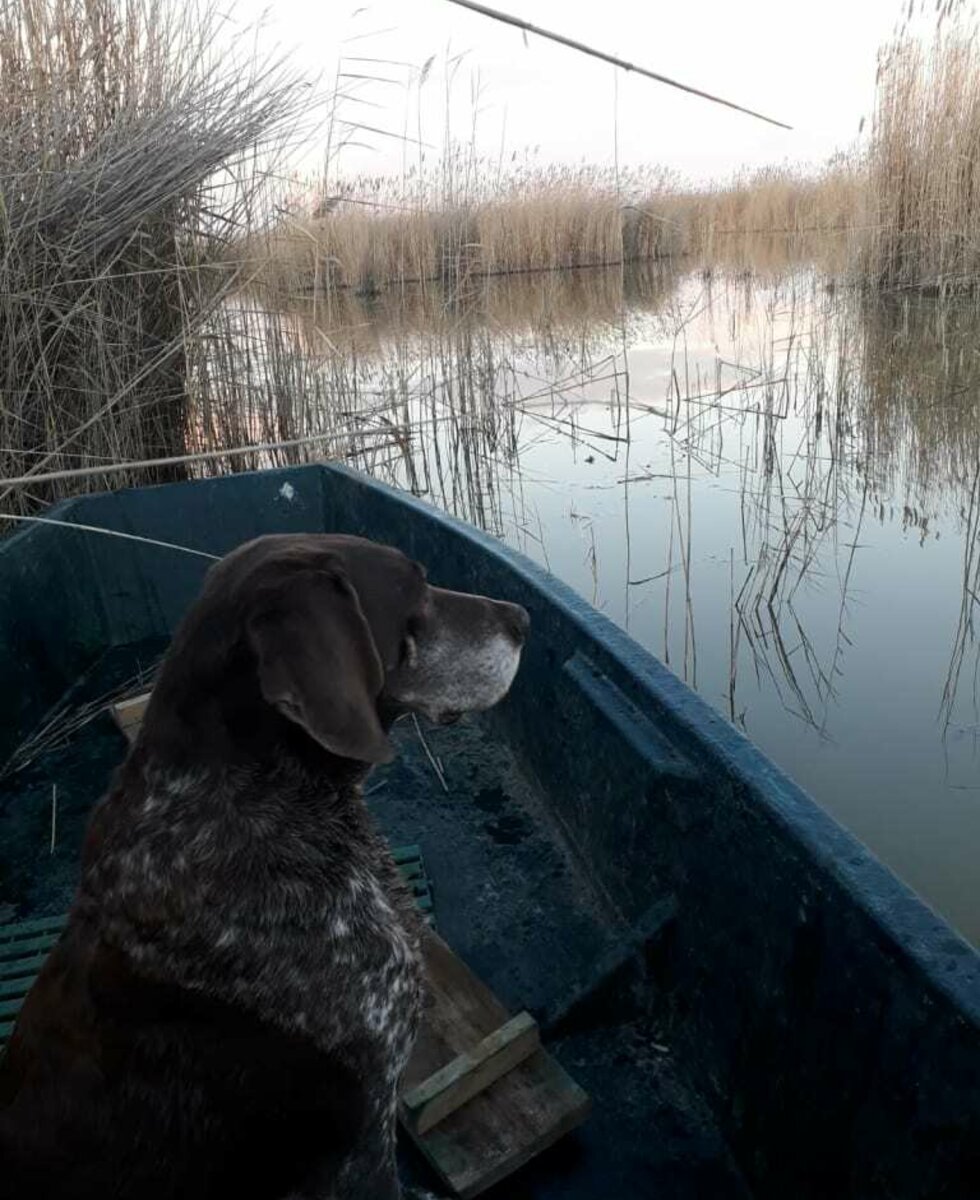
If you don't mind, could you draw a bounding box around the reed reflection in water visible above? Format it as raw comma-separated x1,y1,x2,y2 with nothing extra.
220,249,980,944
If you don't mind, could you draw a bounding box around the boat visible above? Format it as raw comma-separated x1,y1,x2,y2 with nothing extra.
0,462,977,1199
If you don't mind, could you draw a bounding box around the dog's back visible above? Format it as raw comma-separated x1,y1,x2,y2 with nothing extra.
0,753,412,1200
0,930,363,1200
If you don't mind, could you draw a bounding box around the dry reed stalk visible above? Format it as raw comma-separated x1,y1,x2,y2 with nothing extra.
0,0,313,514
859,6,980,292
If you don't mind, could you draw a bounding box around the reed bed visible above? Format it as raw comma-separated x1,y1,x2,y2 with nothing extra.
243,162,687,297
859,8,980,292
0,0,312,514
246,161,871,301
679,160,865,255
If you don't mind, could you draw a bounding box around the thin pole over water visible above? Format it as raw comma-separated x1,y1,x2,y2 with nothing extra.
442,0,792,131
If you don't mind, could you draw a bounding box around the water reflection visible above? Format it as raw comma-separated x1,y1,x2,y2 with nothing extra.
281,259,676,359
210,252,980,942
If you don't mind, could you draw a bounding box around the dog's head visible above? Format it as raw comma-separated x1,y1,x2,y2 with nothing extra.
153,534,529,766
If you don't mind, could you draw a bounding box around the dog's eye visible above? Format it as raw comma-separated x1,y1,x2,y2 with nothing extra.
399,633,418,669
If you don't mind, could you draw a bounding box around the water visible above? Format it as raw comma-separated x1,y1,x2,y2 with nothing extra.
264,256,980,944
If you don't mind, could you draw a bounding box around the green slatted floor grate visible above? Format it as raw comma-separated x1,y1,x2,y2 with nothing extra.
0,846,433,1049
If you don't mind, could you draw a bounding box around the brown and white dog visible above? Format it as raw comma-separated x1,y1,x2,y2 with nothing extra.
0,534,529,1200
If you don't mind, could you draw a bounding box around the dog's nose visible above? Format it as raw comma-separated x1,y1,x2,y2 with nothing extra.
501,602,530,646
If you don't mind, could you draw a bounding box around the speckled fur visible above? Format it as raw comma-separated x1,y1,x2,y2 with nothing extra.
84,760,424,1118
0,534,528,1200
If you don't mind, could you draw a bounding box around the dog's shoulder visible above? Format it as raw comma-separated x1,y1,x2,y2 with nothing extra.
75,762,423,1054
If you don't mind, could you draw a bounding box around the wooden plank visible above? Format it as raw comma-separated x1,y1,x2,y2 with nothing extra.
0,954,49,983
401,929,590,1197
0,976,37,1001
402,1010,539,1135
403,931,510,1083
0,914,68,942
111,692,151,742
0,933,60,963
415,1050,588,1198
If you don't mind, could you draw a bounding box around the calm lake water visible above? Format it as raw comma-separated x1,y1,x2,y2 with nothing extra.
273,254,980,945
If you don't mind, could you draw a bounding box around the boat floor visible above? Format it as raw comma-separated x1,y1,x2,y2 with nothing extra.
0,642,752,1199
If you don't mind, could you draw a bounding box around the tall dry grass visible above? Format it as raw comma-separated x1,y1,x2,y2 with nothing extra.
0,0,310,513
859,12,980,292
246,157,876,301
244,162,687,297
679,160,865,254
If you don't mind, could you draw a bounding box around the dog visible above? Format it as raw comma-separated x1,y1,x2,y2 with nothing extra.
0,533,529,1200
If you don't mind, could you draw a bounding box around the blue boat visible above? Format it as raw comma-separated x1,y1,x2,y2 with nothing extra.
0,463,977,1198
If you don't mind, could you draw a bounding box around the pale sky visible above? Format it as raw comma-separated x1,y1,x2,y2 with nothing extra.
224,0,919,185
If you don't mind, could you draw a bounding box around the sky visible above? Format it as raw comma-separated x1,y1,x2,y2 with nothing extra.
222,0,920,187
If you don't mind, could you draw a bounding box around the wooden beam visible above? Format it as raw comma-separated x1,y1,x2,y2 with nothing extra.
402,929,589,1197
401,1010,539,1135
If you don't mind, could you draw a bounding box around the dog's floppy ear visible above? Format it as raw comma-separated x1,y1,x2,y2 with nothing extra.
246,565,394,764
